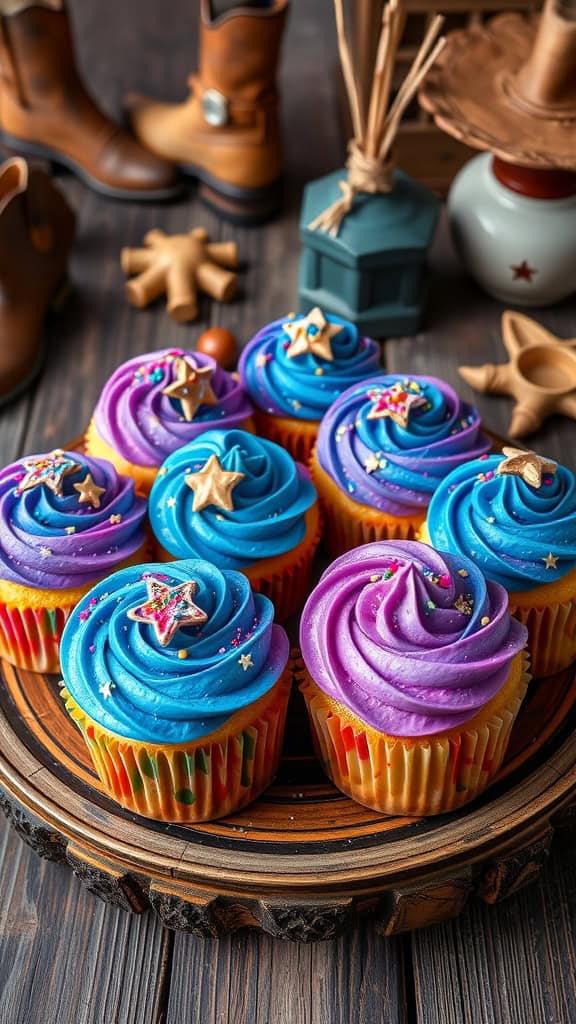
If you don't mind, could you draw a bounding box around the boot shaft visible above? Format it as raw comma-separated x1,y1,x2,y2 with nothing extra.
199,0,288,103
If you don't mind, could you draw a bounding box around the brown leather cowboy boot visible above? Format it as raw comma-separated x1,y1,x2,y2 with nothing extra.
0,156,75,402
0,5,180,201
127,0,288,224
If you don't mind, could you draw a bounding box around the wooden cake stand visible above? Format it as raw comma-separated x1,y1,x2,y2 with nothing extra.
0,649,575,942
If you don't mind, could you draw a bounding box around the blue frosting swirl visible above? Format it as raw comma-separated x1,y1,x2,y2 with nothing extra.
426,453,576,592
149,429,317,567
60,559,290,743
316,375,490,516
238,313,381,420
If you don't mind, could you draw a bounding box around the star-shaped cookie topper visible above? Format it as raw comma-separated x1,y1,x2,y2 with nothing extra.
496,447,557,489
366,381,427,428
17,450,81,497
127,576,208,646
73,472,106,509
161,356,218,422
282,307,343,362
185,454,245,513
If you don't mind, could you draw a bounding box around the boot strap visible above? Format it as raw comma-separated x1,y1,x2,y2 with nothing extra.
188,74,277,128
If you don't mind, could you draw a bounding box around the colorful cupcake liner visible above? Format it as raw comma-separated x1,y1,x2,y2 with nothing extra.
61,668,292,822
299,653,529,817
243,517,322,623
509,597,576,678
252,409,318,465
309,449,424,559
0,601,76,674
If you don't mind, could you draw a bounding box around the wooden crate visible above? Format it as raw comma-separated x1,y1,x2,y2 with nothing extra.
351,0,540,193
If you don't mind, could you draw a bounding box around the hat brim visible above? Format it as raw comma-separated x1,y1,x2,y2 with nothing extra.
419,13,576,170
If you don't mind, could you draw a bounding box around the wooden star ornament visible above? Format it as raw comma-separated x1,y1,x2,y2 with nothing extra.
185,455,245,513
127,576,208,646
459,311,576,437
497,447,557,489
283,307,343,362
162,356,218,422
121,227,239,323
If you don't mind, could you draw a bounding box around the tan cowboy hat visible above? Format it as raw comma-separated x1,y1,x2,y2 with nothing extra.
419,0,576,170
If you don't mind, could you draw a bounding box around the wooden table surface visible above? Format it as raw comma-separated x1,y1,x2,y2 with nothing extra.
0,2,575,1021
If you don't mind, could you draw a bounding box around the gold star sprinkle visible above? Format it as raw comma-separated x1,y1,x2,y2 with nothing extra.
109,514,122,524
177,649,188,659
167,497,177,508
497,447,557,489
283,307,342,362
65,526,76,535
481,616,490,626
238,653,254,671
458,569,469,578
315,368,324,375
40,546,52,558
99,681,115,700
364,454,381,474
73,472,106,509
161,356,218,422
158,467,168,476
185,455,245,513
543,552,559,569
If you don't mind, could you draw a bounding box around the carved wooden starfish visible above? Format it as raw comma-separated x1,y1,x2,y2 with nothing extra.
121,227,239,323
459,312,576,437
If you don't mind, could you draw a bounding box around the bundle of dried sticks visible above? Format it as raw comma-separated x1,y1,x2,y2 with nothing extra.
310,0,446,237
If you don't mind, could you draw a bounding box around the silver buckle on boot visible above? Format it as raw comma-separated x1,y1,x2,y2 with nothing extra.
202,89,229,127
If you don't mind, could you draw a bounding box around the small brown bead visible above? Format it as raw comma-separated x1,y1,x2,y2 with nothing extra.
196,327,239,370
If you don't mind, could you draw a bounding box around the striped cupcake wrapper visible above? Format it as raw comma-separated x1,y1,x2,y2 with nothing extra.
0,601,75,674
61,669,292,822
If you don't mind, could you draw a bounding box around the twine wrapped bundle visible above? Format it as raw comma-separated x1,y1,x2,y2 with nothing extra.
310,0,446,237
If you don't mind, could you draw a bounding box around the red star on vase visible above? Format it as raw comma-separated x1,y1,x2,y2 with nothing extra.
510,260,537,282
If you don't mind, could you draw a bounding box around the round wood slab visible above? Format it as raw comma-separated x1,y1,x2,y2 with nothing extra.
0,651,575,942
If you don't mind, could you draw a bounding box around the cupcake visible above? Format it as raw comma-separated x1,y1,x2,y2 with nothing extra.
238,307,381,463
60,559,291,822
299,540,529,816
311,374,490,557
86,348,254,495
425,447,576,677
0,449,147,672
149,429,321,622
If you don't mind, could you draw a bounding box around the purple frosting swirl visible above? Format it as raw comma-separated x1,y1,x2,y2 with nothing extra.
0,451,147,589
316,375,490,516
300,541,527,737
92,349,253,468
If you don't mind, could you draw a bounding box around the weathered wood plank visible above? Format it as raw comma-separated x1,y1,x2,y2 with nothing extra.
0,816,171,1024
411,842,576,1024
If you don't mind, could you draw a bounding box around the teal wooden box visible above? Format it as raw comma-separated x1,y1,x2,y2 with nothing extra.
299,168,440,338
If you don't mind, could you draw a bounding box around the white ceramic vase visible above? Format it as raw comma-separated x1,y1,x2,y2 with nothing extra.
448,153,576,307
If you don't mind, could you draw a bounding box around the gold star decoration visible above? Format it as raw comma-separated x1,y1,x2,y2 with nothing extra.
543,552,559,569
364,454,381,474
497,447,557,489
185,455,245,513
459,311,576,437
238,653,254,671
283,307,342,362
73,472,106,509
127,577,208,646
162,356,218,422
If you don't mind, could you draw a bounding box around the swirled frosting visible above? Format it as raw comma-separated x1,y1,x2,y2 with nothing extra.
92,348,253,467
426,453,576,592
149,429,317,568
300,540,527,737
0,450,146,589
60,559,290,743
316,375,490,516
238,313,381,420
